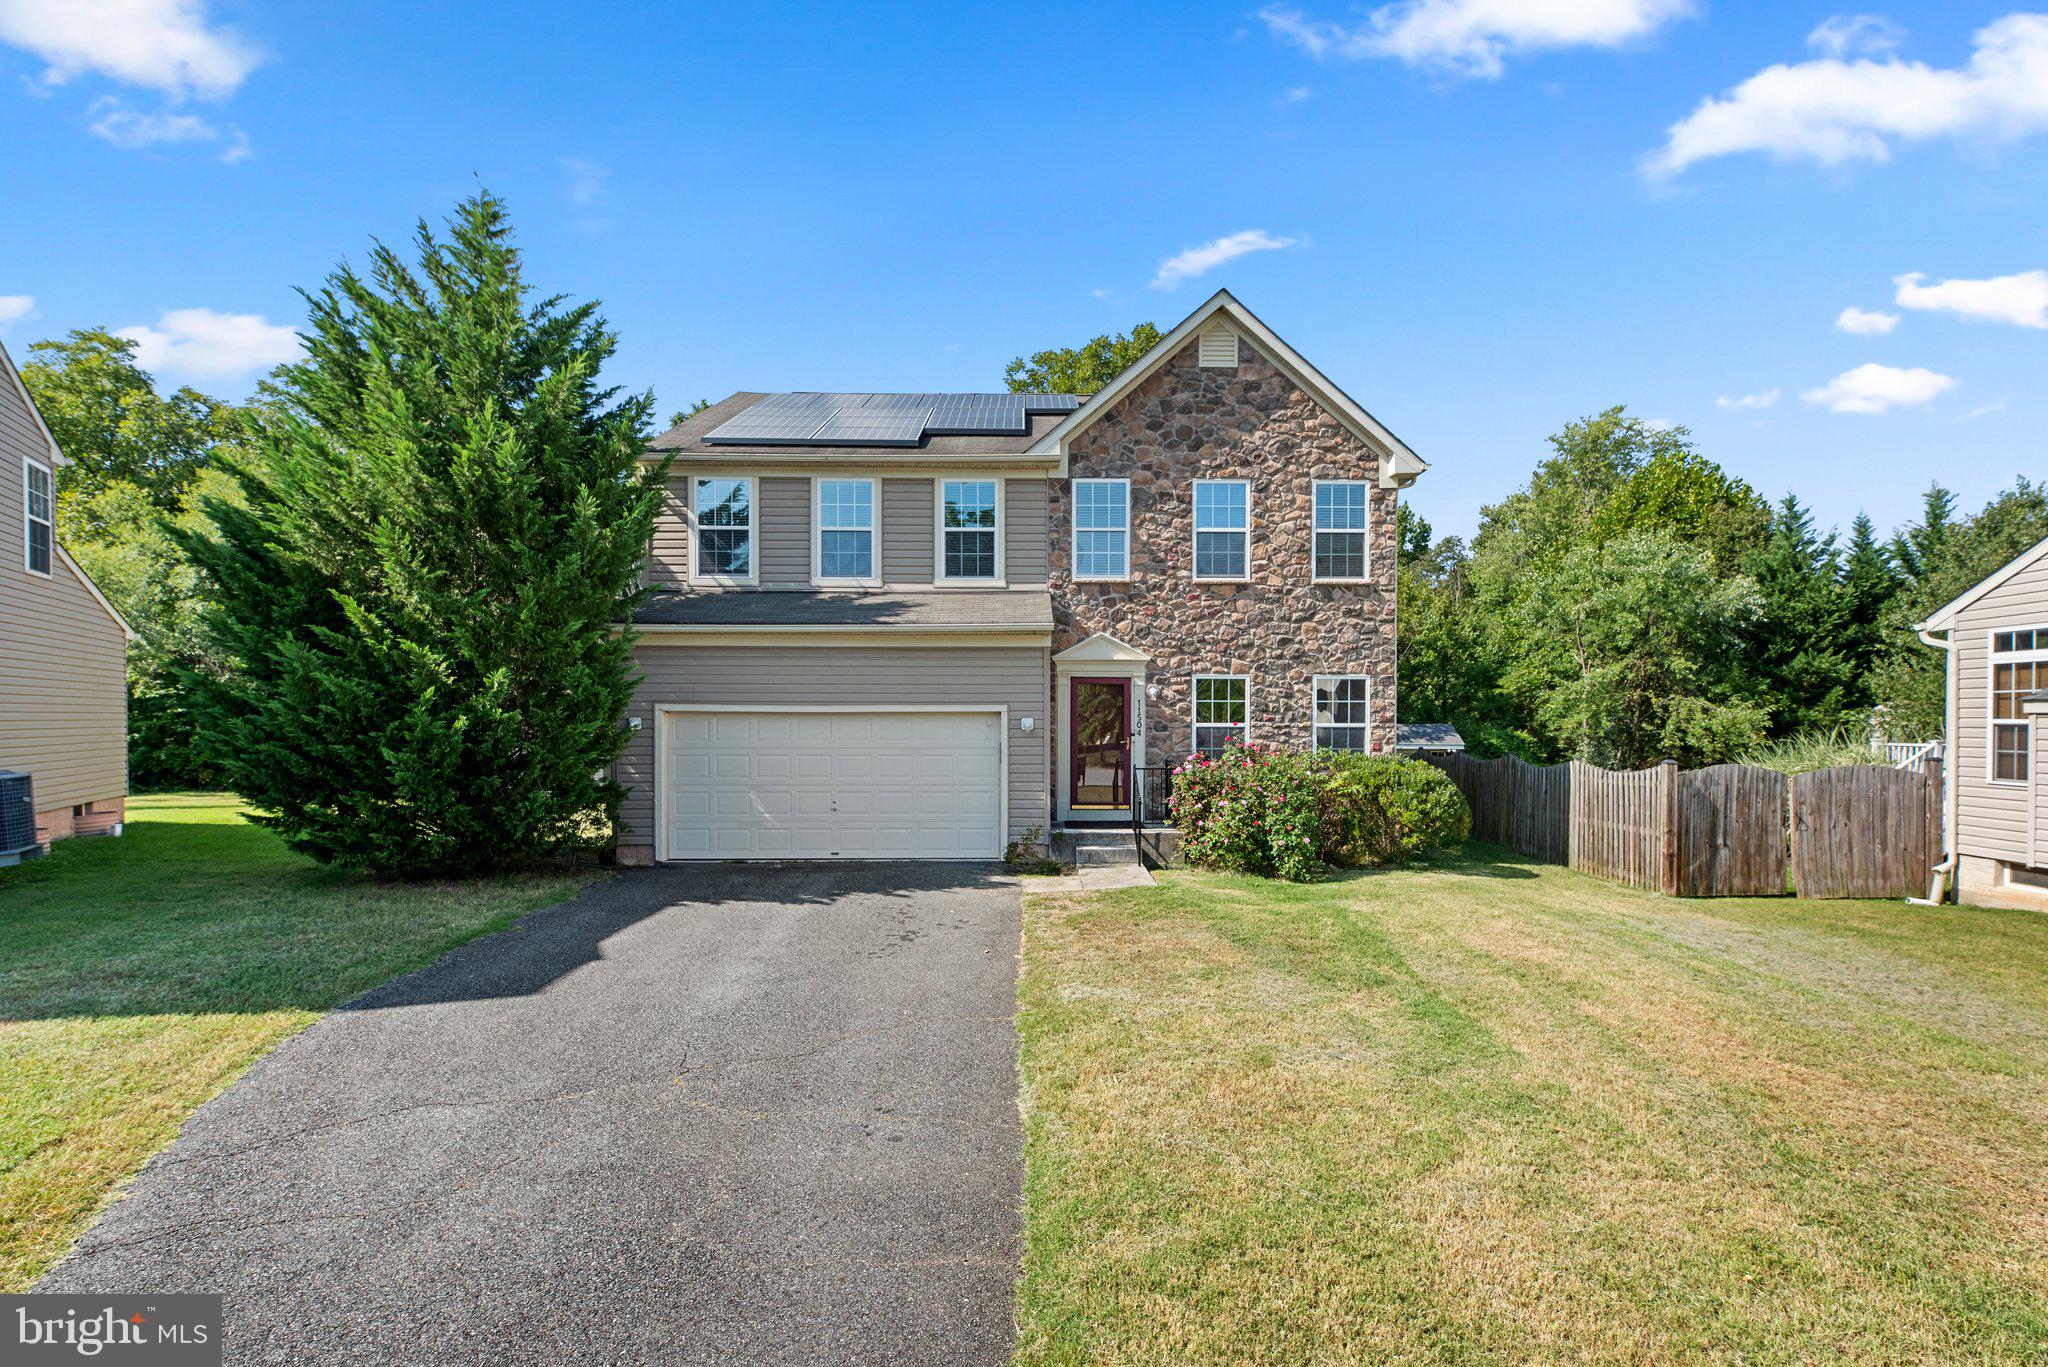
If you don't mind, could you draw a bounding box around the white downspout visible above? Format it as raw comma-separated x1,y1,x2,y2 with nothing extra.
1913,623,1957,904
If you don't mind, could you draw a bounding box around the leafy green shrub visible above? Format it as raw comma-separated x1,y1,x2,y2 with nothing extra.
1169,744,1324,882
1738,727,1888,775
1315,753,1471,865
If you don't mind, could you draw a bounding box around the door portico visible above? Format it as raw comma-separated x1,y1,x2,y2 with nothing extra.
1053,633,1149,825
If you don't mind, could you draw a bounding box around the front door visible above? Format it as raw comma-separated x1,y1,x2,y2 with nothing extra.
1070,677,1131,811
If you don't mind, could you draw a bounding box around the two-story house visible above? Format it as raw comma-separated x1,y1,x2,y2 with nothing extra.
0,340,133,852
610,290,1426,863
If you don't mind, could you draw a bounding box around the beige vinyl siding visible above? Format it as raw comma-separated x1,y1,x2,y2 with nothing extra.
618,642,1049,846
646,480,689,589
1006,478,1049,586
0,373,128,812
645,474,809,589
1950,554,2048,863
882,478,934,583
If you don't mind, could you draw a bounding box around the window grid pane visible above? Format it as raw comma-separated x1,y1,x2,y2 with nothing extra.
820,530,872,579
1315,532,1366,579
1075,529,1126,578
1995,722,2029,782
695,478,751,577
1195,530,1246,578
1194,482,1247,531
1074,480,1127,530
943,481,999,580
945,530,996,578
26,465,50,524
817,479,872,530
1314,483,1367,531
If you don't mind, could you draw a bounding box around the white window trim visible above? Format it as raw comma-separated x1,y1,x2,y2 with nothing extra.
1986,627,2048,786
810,475,881,587
689,473,759,588
934,475,1006,586
1191,672,1251,758
1071,477,1131,583
23,455,52,578
1191,478,1251,583
1310,479,1372,584
1310,674,1375,752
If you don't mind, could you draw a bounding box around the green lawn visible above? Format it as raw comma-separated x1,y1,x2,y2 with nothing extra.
1017,847,2048,1364
0,793,588,1291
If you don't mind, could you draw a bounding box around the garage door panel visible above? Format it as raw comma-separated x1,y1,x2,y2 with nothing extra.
663,710,1001,860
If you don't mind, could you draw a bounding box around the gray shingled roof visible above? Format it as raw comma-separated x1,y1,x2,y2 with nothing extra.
646,393,1070,460
631,589,1053,631
1396,723,1466,751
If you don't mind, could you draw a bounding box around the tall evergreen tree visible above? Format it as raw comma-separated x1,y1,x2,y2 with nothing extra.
177,192,666,874
1838,512,1900,718
1744,495,1852,735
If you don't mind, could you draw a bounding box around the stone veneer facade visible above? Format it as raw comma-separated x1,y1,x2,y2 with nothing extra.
1050,335,1399,763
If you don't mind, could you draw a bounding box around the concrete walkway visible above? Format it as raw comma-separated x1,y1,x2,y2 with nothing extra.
40,863,1025,1366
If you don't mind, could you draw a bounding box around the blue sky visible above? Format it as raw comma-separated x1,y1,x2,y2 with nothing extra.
1,1,2044,543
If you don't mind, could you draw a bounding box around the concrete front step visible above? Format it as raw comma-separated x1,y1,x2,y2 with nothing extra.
1070,834,1142,868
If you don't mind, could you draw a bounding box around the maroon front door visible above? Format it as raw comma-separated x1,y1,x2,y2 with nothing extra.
1070,677,1132,810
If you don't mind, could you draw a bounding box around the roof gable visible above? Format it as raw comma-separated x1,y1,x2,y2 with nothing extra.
1916,533,2048,631
1027,289,1428,487
1053,632,1149,663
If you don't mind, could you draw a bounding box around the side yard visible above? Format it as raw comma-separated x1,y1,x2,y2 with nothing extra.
0,794,588,1291
1017,847,2048,1364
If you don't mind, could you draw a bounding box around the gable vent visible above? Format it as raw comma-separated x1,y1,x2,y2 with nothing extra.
1198,324,1239,369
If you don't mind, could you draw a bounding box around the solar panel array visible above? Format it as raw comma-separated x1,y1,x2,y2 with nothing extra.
703,392,1082,447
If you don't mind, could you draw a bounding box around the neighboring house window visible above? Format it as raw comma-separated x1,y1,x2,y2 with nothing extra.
692,475,754,584
1193,674,1249,757
1192,480,1249,580
1072,478,1129,580
940,478,1000,581
1989,628,2047,783
1312,481,1369,581
814,477,877,584
23,458,51,577
1312,675,1372,751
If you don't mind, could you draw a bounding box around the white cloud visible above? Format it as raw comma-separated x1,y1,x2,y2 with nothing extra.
1958,400,2009,421
1150,229,1299,290
118,308,299,381
1716,388,1781,409
1285,84,1314,101
1259,0,1695,79
1801,362,1956,414
87,96,249,161
1807,14,1905,60
1894,268,2048,328
560,156,610,207
1835,305,1900,334
0,295,36,326
0,0,260,100
1648,14,2048,177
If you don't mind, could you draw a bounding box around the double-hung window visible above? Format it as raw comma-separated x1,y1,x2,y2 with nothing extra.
23,458,51,576
1072,478,1129,580
939,478,1001,582
1312,675,1372,751
1192,480,1249,580
1313,481,1369,581
692,476,755,585
814,478,877,584
1193,675,1249,758
1989,628,2047,783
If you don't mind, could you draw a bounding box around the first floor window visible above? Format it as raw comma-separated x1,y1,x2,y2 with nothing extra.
694,476,753,580
1992,657,2041,782
816,478,876,581
1193,675,1249,758
23,459,51,576
1073,478,1129,579
1193,480,1249,580
1313,481,1368,580
942,479,999,580
1313,675,1372,751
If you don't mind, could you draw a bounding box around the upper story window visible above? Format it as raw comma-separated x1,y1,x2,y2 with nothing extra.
939,478,1001,582
1193,674,1249,758
1072,478,1129,581
814,477,877,585
1313,481,1369,582
1312,675,1372,751
23,458,51,577
1989,628,2047,784
691,475,755,586
1192,479,1249,581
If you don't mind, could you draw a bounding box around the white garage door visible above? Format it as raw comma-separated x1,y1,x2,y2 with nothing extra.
662,710,1003,860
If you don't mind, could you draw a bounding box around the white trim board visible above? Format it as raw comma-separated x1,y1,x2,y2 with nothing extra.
1028,289,1428,488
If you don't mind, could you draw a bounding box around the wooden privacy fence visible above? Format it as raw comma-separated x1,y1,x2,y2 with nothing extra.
1424,751,1942,899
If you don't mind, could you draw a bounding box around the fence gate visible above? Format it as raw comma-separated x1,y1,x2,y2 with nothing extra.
1789,764,1940,899
1674,764,1789,896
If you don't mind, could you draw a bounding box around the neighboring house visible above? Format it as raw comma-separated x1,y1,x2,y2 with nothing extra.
1396,723,1466,755
0,341,133,848
1916,534,2048,910
611,290,1427,863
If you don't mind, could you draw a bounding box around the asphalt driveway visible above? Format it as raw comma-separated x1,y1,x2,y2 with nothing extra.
38,862,1025,1365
